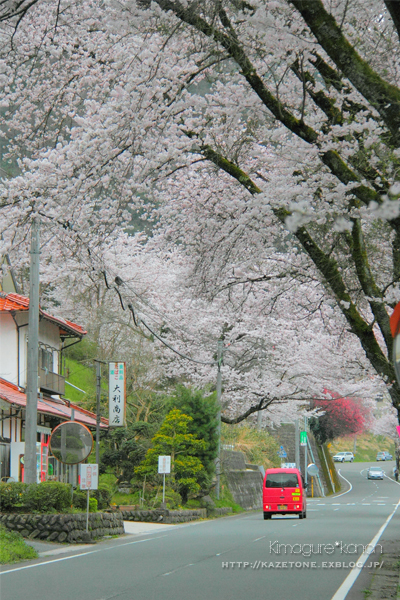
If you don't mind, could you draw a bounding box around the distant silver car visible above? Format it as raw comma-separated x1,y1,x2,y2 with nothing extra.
333,452,354,463
376,452,387,461
368,467,384,480
383,451,393,460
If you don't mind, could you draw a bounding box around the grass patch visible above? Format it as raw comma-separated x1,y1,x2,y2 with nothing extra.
210,476,243,513
328,433,396,463
221,423,280,468
0,526,38,564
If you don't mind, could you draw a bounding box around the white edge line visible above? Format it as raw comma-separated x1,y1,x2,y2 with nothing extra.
330,498,400,600
0,535,168,575
332,471,353,498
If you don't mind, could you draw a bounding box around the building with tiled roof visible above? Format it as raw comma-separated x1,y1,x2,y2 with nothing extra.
0,286,108,483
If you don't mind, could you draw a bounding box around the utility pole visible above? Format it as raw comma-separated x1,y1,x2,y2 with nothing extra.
304,416,308,486
295,419,300,471
257,409,263,430
24,217,40,484
215,340,223,500
95,360,101,465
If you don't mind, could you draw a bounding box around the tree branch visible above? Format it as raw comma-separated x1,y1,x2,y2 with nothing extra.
289,0,400,144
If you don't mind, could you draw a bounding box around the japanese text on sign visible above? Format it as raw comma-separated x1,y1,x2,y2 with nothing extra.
109,362,126,427
158,455,171,474
80,464,99,490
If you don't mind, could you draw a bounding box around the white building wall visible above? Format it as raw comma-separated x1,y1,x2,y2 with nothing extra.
0,313,18,385
19,317,61,388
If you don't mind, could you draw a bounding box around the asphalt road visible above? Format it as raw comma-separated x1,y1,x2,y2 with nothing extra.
1,462,399,600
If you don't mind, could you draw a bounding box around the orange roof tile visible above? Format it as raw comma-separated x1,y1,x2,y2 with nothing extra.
0,292,86,337
0,378,108,428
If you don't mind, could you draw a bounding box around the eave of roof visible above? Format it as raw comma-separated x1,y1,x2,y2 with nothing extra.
0,378,108,429
0,292,87,338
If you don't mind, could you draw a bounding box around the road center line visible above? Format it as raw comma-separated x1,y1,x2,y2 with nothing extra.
330,499,400,600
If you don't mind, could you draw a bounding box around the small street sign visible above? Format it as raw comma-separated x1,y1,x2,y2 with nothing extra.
300,431,307,446
80,464,99,490
281,463,296,469
158,455,171,474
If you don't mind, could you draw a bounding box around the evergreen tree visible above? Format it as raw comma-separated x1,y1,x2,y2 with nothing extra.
166,386,219,484
135,409,206,502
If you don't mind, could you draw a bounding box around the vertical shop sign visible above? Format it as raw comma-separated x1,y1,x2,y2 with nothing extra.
109,362,126,426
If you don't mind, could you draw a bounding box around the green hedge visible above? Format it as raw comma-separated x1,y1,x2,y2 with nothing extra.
73,483,110,510
0,481,109,513
0,482,71,513
92,484,112,510
0,483,29,511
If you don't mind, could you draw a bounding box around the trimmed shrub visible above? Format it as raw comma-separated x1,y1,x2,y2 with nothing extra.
73,489,102,511
89,497,98,512
72,490,87,510
92,484,112,510
0,483,29,512
24,482,72,512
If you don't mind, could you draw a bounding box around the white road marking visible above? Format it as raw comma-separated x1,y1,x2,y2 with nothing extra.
330,499,400,600
162,563,194,576
0,535,168,575
334,470,353,498
333,509,340,511
362,503,371,505
253,536,267,542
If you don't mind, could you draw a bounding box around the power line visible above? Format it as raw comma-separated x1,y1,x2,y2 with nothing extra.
36,214,218,367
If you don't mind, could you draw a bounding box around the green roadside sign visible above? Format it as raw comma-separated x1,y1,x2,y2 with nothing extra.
300,431,307,446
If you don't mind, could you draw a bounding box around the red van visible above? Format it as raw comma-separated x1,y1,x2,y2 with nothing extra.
263,468,306,520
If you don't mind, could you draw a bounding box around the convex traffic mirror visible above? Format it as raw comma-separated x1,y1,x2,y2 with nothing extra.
49,421,93,464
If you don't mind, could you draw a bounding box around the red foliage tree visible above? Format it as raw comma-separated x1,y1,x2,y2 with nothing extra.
310,390,369,445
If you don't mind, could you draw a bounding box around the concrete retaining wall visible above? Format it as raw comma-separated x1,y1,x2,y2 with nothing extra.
0,512,124,543
221,450,264,510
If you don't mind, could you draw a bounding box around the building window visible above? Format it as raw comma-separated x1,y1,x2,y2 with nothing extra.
39,347,54,372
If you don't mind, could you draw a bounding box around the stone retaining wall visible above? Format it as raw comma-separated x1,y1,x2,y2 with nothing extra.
122,508,207,523
209,507,233,516
0,512,124,543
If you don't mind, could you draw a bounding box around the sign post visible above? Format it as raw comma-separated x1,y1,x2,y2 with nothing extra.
301,430,308,485
80,464,99,532
158,456,171,504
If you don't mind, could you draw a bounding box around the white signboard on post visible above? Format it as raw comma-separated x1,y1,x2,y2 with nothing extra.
158,455,171,474
80,464,99,490
109,362,126,427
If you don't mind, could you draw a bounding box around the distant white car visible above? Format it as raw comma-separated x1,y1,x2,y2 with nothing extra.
333,451,354,463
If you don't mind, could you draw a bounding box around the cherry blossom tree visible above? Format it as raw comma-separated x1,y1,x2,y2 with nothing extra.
1,0,400,422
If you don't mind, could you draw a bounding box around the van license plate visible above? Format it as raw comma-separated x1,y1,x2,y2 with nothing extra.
278,505,287,510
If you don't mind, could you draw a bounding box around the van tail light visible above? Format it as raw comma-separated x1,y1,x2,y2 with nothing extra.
296,505,300,509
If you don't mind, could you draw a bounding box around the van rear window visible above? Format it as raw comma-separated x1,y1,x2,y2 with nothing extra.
265,473,299,488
